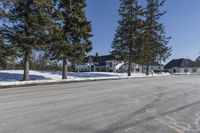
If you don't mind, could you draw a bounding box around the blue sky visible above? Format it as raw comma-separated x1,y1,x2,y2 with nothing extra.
86,0,200,62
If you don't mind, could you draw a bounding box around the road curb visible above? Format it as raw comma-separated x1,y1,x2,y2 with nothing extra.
0,75,172,89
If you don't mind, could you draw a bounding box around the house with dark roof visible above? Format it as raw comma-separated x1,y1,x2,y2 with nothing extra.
76,54,144,73
76,54,124,72
165,58,200,74
77,53,166,73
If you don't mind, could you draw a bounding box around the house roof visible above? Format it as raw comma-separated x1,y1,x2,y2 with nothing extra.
149,62,164,66
84,55,114,63
165,58,199,69
196,61,200,66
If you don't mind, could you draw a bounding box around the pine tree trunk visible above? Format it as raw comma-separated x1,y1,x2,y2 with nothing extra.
62,58,67,79
159,60,162,74
128,55,132,76
128,6,133,77
160,64,162,74
23,51,30,81
141,64,144,74
146,61,149,76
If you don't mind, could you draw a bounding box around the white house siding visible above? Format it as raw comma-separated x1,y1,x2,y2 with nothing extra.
76,64,108,72
196,68,200,73
168,67,200,74
76,64,90,72
106,60,119,72
115,63,124,70
120,63,141,73
151,65,164,72
95,66,106,72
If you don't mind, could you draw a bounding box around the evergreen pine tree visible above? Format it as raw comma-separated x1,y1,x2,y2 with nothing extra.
0,34,16,69
141,0,171,75
0,35,6,68
47,0,92,79
112,0,143,76
0,0,55,80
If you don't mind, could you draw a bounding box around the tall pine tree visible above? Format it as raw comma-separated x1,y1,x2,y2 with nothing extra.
0,35,6,68
141,0,171,75
112,0,143,76
0,34,16,69
47,0,92,79
0,0,55,80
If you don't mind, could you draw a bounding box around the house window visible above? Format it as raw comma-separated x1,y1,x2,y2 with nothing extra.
173,69,176,73
109,62,112,67
192,69,197,73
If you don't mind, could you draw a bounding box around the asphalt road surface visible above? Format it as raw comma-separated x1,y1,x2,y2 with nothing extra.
1,75,200,133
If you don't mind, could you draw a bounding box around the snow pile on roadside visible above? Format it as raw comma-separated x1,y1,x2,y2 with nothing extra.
172,73,191,75
0,70,170,86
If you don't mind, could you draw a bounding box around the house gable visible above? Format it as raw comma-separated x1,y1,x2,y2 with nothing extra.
165,58,199,69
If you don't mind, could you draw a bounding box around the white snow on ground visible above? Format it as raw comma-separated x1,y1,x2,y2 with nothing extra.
0,70,170,86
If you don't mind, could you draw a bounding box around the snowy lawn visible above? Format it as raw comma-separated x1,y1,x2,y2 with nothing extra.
0,70,170,86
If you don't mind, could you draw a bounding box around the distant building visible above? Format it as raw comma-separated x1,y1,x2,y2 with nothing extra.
120,63,142,73
76,55,124,72
77,54,167,73
165,58,200,74
143,63,165,73
77,54,168,73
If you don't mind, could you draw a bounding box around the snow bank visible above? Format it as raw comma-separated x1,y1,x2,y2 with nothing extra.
0,70,170,86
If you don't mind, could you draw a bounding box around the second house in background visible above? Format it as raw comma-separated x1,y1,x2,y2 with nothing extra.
165,58,200,74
